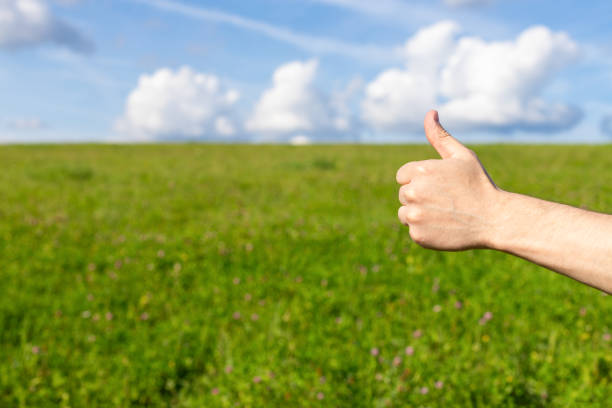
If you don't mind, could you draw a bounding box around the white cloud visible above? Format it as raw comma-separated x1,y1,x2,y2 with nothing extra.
116,66,240,140
362,21,458,132
401,20,461,69
246,59,357,141
247,60,320,135
362,68,435,132
214,116,236,136
439,26,580,131
361,22,581,134
0,0,93,52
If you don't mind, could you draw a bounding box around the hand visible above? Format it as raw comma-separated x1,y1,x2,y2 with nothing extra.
396,110,501,250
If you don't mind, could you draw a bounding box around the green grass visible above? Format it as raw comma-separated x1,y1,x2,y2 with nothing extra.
0,144,611,407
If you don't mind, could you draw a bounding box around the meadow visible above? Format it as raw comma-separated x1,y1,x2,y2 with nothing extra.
0,144,610,407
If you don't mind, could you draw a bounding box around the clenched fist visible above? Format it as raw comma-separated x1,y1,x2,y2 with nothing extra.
396,110,501,250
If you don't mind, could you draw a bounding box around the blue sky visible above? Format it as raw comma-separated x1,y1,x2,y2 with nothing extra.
1,0,611,143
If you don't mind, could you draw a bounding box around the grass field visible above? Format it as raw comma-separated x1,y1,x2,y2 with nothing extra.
0,144,611,407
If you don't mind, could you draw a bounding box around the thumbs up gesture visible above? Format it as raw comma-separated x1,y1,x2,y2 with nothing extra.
396,110,501,250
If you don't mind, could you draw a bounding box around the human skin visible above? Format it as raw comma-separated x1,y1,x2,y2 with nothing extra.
396,110,612,294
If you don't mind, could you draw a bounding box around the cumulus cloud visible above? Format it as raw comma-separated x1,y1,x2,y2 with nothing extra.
362,21,458,132
601,115,612,137
116,66,240,141
362,22,581,134
246,59,358,141
0,0,93,53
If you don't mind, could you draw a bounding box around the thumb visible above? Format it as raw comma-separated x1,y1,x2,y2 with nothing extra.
424,110,469,159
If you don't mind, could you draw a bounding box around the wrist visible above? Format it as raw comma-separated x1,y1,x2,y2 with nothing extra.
482,188,516,251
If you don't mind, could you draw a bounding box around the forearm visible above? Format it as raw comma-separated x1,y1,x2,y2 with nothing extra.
488,190,612,293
